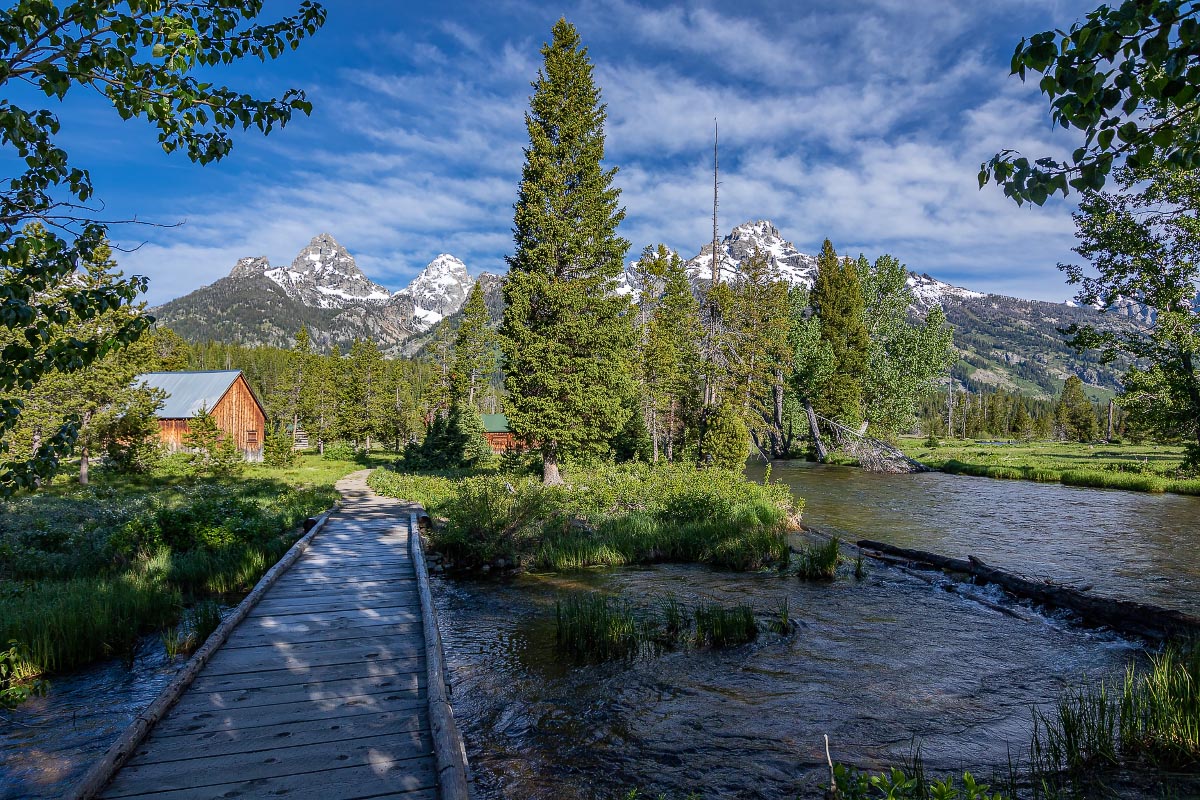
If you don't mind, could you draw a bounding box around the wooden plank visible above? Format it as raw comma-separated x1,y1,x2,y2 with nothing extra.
264,576,415,592
255,586,418,604
236,606,421,629
200,640,423,677
106,731,433,793
221,620,423,648
187,655,424,692
153,692,428,737
132,711,430,763
104,755,438,800
105,767,439,796
247,597,420,617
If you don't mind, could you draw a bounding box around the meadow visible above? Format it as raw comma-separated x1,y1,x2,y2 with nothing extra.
0,452,392,696
898,438,1200,495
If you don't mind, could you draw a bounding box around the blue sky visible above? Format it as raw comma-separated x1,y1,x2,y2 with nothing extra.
36,0,1099,305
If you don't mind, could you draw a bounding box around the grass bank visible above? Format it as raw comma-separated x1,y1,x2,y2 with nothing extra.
368,461,801,573
898,438,1200,495
0,452,385,689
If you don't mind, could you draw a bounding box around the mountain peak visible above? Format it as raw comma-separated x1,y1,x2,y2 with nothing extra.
394,254,473,327
228,256,270,279
290,233,361,277
729,220,785,243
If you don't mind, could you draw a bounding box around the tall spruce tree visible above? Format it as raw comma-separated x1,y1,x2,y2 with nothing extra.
1056,376,1099,442
450,282,494,410
500,19,633,485
731,247,793,459
342,338,389,451
642,245,702,461
270,327,311,446
811,240,870,426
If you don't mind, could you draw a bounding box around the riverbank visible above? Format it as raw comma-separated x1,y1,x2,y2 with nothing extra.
896,438,1200,495
0,453,394,696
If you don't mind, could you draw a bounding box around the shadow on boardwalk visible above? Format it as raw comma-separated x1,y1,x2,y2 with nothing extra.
97,471,438,800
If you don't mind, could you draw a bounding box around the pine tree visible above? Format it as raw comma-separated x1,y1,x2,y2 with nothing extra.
1011,400,1034,441
299,351,339,456
500,18,633,485
450,283,494,410
1056,376,1099,442
642,245,702,461
731,247,793,459
342,339,390,451
811,241,870,426
702,400,749,471
270,327,311,447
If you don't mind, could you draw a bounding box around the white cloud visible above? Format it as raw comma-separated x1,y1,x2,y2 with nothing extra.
120,0,1100,308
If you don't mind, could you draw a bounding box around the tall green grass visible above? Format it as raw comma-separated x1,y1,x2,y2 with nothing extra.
1031,641,1200,793
692,602,757,648
554,591,781,661
556,593,647,662
795,537,841,580
0,466,341,684
0,573,180,676
372,462,799,573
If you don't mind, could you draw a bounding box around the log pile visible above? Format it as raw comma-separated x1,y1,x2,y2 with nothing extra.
857,539,1200,641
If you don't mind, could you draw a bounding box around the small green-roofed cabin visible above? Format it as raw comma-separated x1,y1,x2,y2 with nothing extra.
481,413,516,453
135,370,267,461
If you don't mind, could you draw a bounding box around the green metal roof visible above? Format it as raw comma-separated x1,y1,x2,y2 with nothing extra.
481,413,509,433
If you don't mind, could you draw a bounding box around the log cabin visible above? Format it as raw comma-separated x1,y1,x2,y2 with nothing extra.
481,413,518,453
136,370,267,461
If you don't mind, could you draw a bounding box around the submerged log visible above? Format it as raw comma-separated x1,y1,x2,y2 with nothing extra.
857,539,1200,641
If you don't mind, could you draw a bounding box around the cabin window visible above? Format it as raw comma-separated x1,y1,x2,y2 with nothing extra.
246,430,258,444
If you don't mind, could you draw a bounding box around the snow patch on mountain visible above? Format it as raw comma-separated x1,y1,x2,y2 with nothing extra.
620,219,985,310
393,253,474,328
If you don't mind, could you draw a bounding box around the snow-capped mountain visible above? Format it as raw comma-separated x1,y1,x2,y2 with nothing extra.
152,235,480,354
392,254,472,327
622,219,984,309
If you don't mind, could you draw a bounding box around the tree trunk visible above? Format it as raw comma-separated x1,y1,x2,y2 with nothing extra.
804,399,828,462
666,402,675,462
365,434,371,452
651,407,660,463
79,444,89,485
543,445,564,485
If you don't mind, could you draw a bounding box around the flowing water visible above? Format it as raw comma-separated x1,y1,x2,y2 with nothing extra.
434,464,1200,799
5,466,1199,798
747,461,1200,613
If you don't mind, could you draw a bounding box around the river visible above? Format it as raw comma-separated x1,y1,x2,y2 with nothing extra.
4,465,1198,798
434,463,1200,799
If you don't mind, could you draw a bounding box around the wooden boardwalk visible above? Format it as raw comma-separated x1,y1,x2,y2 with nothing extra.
97,472,445,799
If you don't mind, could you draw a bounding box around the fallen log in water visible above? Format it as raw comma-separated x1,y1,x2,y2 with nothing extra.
857,539,1200,641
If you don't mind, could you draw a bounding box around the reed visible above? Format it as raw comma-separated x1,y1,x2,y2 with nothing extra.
1030,641,1200,792
795,537,841,580
767,597,792,635
187,600,224,644
555,592,645,661
0,573,180,677
554,591,772,661
160,625,196,659
1118,642,1200,769
692,602,757,648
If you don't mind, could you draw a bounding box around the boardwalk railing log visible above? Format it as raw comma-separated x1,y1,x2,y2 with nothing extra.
73,470,471,800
